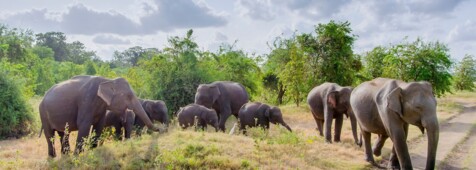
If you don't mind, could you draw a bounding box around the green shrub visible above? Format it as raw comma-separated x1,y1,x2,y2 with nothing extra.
0,72,34,139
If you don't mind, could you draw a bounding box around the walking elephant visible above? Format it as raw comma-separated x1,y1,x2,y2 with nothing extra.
39,75,161,157
177,104,219,131
307,83,360,145
135,99,169,135
238,102,292,134
194,81,249,132
350,78,439,169
104,110,135,140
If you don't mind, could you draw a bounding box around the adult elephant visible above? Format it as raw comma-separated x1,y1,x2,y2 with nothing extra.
307,83,360,145
194,81,249,132
39,75,161,157
104,110,135,140
238,102,292,134
135,99,169,135
350,78,439,169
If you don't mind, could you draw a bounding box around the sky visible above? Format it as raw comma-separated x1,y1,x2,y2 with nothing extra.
0,0,474,61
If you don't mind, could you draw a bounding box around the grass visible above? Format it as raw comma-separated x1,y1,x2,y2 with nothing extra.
1,91,476,169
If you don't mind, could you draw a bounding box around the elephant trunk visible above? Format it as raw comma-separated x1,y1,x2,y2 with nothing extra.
131,99,161,132
349,112,361,146
281,122,292,132
423,116,439,170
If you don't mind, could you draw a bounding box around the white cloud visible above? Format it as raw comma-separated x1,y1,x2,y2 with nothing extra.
93,34,131,45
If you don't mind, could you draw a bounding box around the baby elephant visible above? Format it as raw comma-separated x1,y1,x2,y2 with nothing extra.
177,104,219,131
238,102,292,134
105,110,135,140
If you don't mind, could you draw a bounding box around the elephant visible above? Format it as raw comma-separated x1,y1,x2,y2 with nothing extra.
135,99,169,135
194,81,249,132
238,102,292,134
350,78,439,169
39,75,161,157
307,83,360,145
177,104,219,131
104,110,135,140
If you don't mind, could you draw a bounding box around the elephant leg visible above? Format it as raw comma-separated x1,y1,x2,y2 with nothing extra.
90,120,105,148
74,125,91,155
384,115,412,169
362,130,375,164
334,114,344,142
58,131,70,155
218,107,232,132
388,147,400,169
372,134,388,157
114,124,123,141
44,128,56,157
311,112,323,136
124,124,132,139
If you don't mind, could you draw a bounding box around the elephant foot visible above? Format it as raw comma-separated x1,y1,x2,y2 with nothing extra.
356,141,362,147
373,147,382,157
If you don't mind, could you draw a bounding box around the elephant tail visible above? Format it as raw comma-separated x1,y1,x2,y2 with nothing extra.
38,125,43,138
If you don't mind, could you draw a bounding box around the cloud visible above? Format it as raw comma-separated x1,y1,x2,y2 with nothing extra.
92,34,131,45
448,20,476,42
283,0,351,19
237,0,276,21
215,32,228,41
140,0,227,32
0,0,227,35
408,0,466,16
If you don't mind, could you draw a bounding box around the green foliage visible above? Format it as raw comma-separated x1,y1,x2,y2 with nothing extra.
0,72,34,139
0,25,34,63
112,46,159,67
35,32,69,62
363,38,453,96
31,46,54,59
33,58,55,95
453,54,476,91
55,61,84,82
140,30,211,113
307,20,358,86
279,39,306,106
85,60,97,75
205,44,262,98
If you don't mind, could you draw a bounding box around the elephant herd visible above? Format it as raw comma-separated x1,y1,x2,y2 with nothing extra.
39,75,438,169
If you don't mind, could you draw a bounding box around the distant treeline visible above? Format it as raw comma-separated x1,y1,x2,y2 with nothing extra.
1,21,475,116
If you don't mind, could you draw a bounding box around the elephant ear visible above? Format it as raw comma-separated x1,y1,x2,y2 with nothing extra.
98,80,115,106
327,91,339,108
376,81,403,117
258,104,271,118
210,85,221,102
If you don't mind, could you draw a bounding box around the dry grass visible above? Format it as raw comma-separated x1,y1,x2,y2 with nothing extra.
1,91,475,169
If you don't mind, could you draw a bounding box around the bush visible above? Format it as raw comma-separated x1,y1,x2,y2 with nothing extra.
0,72,34,139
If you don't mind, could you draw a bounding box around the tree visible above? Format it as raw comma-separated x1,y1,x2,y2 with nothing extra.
67,41,96,64
0,25,34,62
361,46,387,80
85,60,97,75
140,29,210,113
380,38,453,96
0,71,35,139
36,32,69,62
308,20,357,86
262,37,292,105
208,44,261,98
32,46,54,59
454,54,476,91
112,46,160,67
278,40,306,106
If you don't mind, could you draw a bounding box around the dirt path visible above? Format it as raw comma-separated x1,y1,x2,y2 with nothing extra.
439,123,476,170
408,102,476,169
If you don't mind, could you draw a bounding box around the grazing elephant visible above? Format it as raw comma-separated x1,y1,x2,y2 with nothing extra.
307,83,360,145
104,110,135,140
238,102,292,134
135,99,169,135
39,75,161,157
350,78,439,169
194,81,249,132
177,104,219,131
